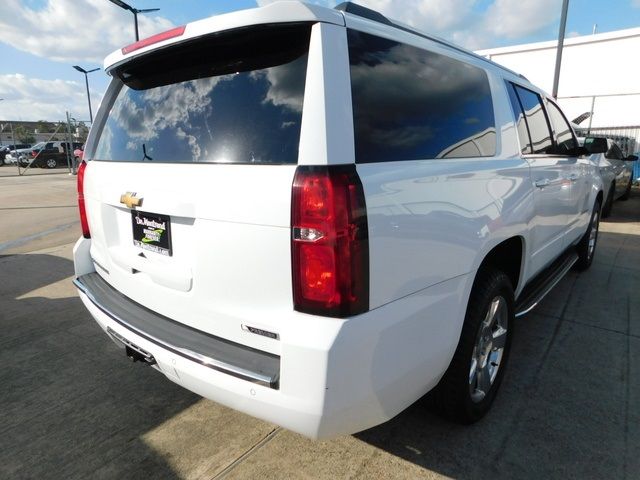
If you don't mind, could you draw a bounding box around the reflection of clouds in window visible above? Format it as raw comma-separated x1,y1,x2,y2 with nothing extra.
351,43,489,128
373,125,435,149
349,31,496,162
94,124,113,159
94,51,307,164
176,127,201,161
256,57,306,113
112,77,222,161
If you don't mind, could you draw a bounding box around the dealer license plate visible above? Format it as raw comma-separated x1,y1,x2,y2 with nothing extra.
131,211,172,256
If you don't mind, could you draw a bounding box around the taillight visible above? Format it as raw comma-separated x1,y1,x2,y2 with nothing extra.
122,25,186,54
77,161,90,238
291,165,369,317
31,150,37,157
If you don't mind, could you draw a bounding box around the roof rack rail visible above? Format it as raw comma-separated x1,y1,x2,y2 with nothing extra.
334,2,392,25
334,1,529,83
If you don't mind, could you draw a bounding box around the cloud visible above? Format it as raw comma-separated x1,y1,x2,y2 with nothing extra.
0,74,102,121
633,0,640,7
258,0,562,49
480,0,561,39
0,0,174,63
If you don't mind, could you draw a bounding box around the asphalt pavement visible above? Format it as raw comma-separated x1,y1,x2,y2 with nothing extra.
1,172,639,479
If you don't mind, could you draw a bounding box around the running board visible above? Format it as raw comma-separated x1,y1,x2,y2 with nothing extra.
515,251,578,318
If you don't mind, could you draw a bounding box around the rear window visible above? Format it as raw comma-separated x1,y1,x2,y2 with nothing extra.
347,30,496,163
93,24,311,165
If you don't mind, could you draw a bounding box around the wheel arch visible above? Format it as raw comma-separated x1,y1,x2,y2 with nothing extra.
476,236,525,294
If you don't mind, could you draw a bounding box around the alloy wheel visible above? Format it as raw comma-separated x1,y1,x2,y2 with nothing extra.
469,296,508,403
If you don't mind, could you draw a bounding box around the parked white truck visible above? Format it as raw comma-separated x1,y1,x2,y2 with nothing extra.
73,1,603,439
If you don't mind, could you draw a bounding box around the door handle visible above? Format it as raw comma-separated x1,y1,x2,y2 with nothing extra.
535,179,551,188
568,173,579,182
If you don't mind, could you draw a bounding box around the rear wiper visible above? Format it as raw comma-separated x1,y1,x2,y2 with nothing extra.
142,143,153,161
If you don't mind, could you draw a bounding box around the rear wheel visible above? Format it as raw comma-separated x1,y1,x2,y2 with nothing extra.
431,268,514,423
601,184,614,218
45,158,57,169
575,199,601,271
620,178,632,201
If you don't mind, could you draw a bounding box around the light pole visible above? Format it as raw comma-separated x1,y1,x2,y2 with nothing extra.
73,66,100,123
107,0,160,41
551,0,570,99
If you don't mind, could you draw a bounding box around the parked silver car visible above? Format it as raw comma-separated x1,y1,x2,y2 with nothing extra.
579,137,637,217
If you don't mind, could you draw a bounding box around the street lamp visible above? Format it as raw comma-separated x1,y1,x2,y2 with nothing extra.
73,66,100,123
107,0,160,41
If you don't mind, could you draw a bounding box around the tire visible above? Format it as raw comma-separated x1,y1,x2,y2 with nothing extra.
601,184,614,218
431,268,514,424
575,199,601,271
45,158,57,169
620,178,632,201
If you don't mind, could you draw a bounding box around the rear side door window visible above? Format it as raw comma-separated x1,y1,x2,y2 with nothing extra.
545,100,577,155
507,83,553,154
506,83,531,155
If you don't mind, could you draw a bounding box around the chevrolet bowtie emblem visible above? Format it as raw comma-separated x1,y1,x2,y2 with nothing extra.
120,192,143,209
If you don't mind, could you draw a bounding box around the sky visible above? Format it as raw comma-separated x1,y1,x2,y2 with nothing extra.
0,0,638,122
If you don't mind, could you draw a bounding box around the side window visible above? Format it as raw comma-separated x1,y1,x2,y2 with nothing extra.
512,85,553,154
347,30,496,163
505,82,532,154
546,100,577,154
45,142,54,149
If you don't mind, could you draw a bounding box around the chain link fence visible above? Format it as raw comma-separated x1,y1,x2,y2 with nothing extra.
0,113,90,175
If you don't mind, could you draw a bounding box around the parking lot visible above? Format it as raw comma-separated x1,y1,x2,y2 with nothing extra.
1,171,639,480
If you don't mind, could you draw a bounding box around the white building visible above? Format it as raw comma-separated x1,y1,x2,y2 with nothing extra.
477,27,640,129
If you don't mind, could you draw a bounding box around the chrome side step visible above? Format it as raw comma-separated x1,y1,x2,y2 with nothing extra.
515,251,578,318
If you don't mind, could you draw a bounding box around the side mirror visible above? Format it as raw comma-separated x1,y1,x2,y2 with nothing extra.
625,154,638,161
583,137,608,154
571,146,591,157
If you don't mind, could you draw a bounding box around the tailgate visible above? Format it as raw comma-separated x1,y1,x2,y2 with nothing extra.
82,23,314,353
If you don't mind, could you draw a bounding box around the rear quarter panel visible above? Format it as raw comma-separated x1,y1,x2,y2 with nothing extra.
357,65,533,310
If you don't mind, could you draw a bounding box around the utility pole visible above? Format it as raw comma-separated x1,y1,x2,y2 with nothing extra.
72,66,100,123
551,0,570,99
66,112,75,175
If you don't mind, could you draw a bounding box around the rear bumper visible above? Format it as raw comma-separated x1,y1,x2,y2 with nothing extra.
73,237,471,439
74,273,280,388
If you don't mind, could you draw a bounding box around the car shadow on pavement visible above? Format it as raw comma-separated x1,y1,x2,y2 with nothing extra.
0,253,199,480
602,189,640,224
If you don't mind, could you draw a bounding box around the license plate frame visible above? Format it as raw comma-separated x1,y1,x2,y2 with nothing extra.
131,210,173,256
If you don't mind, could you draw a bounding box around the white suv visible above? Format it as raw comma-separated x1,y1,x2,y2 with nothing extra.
73,1,603,439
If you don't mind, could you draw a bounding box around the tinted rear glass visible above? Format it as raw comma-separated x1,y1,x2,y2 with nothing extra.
93,24,311,164
347,30,496,163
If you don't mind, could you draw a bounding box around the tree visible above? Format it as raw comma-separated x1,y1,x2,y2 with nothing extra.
35,120,55,134
14,125,36,144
